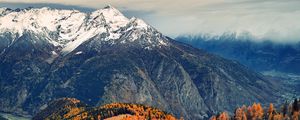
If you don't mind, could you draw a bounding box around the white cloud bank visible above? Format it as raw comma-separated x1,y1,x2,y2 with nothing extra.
1,0,300,42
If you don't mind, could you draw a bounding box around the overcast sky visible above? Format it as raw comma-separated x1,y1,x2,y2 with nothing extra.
1,0,300,42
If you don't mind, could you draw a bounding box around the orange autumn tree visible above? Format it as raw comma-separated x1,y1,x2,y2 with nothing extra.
210,116,217,120
100,103,177,119
273,113,283,120
247,106,254,119
210,112,229,120
246,103,264,119
234,108,247,120
267,103,275,120
268,103,274,114
254,103,264,119
292,111,299,120
218,112,230,120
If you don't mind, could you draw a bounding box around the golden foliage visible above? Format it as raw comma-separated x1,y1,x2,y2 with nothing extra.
51,102,178,120
210,116,217,120
273,113,283,120
100,103,176,120
64,108,82,118
234,108,247,120
212,99,300,120
292,111,299,120
218,112,229,120
210,112,230,120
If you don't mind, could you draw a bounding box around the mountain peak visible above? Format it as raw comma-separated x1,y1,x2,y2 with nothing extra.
92,5,124,17
91,6,128,30
103,5,114,9
129,17,149,29
0,7,12,16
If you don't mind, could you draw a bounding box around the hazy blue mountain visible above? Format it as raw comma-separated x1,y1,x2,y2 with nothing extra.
176,34,300,99
176,34,300,74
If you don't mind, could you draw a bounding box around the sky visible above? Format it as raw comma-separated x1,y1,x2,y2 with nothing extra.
0,0,300,42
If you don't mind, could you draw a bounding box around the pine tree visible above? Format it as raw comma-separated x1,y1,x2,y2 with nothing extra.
268,103,275,120
210,116,217,120
292,98,299,112
218,112,230,120
282,101,288,116
234,108,247,120
268,103,274,114
273,113,283,120
292,111,299,120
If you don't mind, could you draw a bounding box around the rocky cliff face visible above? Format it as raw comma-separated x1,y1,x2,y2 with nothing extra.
0,6,282,119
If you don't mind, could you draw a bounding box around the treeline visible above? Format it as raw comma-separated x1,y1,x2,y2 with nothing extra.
211,99,300,120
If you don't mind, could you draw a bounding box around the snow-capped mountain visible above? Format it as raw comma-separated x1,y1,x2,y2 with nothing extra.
0,5,167,55
0,6,283,120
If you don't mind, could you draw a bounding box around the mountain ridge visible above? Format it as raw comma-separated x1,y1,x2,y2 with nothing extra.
176,34,300,74
0,6,167,55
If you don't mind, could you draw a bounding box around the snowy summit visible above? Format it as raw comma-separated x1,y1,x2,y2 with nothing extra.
0,6,168,54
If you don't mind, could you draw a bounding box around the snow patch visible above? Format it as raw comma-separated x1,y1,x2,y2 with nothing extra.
75,51,83,55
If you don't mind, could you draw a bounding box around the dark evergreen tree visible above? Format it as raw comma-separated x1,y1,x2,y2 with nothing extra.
282,101,288,116
292,98,299,112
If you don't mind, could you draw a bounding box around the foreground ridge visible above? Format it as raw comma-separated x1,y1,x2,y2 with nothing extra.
33,98,177,120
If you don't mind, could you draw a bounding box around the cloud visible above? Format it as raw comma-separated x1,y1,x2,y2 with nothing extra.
1,0,300,42
0,2,96,12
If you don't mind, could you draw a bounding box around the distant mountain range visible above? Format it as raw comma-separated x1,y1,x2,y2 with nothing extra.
176,34,300,99
0,6,283,119
176,34,300,74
